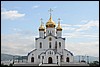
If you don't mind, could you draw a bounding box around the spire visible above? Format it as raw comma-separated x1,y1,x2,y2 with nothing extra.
46,8,56,28
56,18,62,31
48,8,53,18
40,18,43,26
58,18,61,26
39,18,45,31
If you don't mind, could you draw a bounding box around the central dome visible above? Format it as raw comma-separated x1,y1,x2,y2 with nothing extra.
46,16,56,28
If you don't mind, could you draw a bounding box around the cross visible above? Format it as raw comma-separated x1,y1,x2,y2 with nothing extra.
58,18,61,25
48,8,53,16
40,18,43,25
58,18,61,22
40,18,43,22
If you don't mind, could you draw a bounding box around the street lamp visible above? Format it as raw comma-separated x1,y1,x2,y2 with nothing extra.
87,56,89,64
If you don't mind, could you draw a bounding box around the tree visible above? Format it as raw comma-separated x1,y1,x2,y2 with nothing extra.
89,61,99,66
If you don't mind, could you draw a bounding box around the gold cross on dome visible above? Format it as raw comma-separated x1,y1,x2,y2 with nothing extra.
48,8,53,16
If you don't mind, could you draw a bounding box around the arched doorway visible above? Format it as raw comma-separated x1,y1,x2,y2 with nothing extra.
31,57,34,62
66,57,69,62
48,57,53,64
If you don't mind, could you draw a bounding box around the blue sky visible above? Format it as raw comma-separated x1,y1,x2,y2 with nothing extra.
1,1,99,57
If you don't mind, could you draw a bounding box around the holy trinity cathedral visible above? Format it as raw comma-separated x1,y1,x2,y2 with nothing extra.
13,9,89,66
27,9,74,66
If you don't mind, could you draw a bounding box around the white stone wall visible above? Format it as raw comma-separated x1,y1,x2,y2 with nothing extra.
28,26,74,64
39,31,44,38
63,49,74,63
46,28,56,36
57,31,62,37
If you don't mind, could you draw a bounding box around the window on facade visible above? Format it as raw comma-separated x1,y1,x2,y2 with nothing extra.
57,56,58,59
40,42,42,48
49,37,52,41
49,42,51,48
52,52,53,54
38,55,40,59
55,41,57,49
61,55,63,62
50,51,51,54
42,56,44,59
31,57,34,62
59,42,61,48
66,57,70,62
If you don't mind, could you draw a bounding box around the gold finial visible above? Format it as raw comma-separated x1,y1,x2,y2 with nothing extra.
58,18,61,25
48,8,53,17
40,18,43,25
56,18,62,31
46,8,56,28
39,18,45,31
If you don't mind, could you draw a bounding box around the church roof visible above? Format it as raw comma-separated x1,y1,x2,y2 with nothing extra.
39,49,62,56
46,15,56,28
56,18,62,31
46,8,56,28
39,18,45,31
64,49,73,56
27,49,37,56
35,34,65,40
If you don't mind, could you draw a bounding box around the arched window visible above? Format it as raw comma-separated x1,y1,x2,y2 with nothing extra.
38,55,40,59
49,42,51,48
59,42,61,48
66,57,70,62
57,56,58,59
31,57,34,62
42,56,44,59
61,55,63,62
55,41,57,49
40,42,42,48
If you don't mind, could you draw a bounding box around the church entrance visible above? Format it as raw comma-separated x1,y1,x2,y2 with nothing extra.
48,57,53,64
66,57,69,62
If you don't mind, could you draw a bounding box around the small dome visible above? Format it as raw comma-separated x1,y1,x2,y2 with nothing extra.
46,16,56,28
39,25,45,31
56,22,62,31
39,21,45,31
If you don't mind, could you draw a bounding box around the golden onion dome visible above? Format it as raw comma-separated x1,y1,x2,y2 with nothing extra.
56,19,62,31
39,19,45,31
46,16,56,28
39,24,45,31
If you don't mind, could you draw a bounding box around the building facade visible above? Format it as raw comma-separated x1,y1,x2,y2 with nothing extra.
27,10,74,66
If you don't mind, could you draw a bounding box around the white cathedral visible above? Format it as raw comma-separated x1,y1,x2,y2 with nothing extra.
14,9,89,66
27,9,74,66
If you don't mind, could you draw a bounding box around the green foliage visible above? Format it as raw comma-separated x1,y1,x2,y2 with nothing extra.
9,63,13,66
89,61,99,66
1,63,8,66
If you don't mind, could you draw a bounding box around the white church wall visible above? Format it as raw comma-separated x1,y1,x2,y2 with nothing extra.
63,50,74,63
46,28,56,36
44,36,56,49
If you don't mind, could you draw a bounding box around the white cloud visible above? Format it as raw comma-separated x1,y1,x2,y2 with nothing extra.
53,6,57,9
1,33,36,56
1,10,25,20
32,5,39,9
61,24,72,27
63,27,75,31
66,41,99,57
63,31,99,39
76,20,99,31
12,28,22,31
81,20,88,23
73,24,83,27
